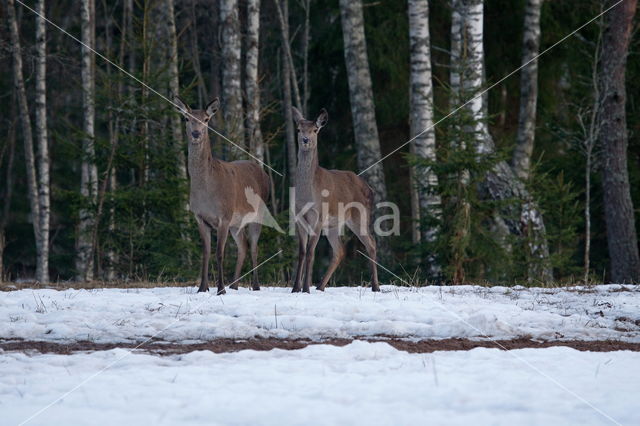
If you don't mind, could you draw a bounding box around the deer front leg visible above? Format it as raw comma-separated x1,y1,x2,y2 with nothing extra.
303,224,322,293
196,218,211,293
292,223,309,293
215,222,230,295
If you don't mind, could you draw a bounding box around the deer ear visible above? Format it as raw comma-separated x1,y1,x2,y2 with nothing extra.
292,107,304,125
175,96,191,117
205,98,219,120
316,108,328,129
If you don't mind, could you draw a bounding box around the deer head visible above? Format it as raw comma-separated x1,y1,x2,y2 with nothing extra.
292,107,328,151
175,97,219,144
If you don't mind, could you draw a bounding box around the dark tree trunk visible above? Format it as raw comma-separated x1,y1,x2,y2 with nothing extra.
598,0,640,283
279,0,297,185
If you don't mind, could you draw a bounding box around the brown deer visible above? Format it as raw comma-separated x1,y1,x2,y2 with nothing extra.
291,107,380,293
175,97,270,294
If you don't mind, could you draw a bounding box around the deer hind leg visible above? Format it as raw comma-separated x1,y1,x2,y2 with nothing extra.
247,222,262,290
292,224,309,293
347,218,380,292
229,226,247,290
317,226,345,292
196,217,212,293
215,222,230,295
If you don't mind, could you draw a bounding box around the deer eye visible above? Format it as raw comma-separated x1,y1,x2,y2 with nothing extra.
184,117,189,122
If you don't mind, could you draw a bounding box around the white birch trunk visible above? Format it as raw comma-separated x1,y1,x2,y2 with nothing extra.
7,0,42,282
512,0,542,181
460,0,490,155
408,0,441,262
453,0,552,282
34,0,51,283
450,0,462,105
245,0,265,164
76,0,98,281
338,0,388,208
220,0,245,150
165,0,187,182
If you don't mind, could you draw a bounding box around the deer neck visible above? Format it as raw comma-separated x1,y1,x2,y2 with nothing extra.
296,147,319,198
188,133,220,184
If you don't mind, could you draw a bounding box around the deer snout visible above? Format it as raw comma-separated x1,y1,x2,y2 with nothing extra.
302,136,309,144
191,130,201,139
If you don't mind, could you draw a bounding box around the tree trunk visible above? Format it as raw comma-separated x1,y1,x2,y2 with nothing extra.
598,0,640,283
582,20,603,284
338,0,388,215
189,0,209,107
220,0,245,150
448,0,471,284
7,0,42,281
273,0,302,111
280,0,297,185
245,0,265,164
76,0,98,281
454,0,552,282
511,0,542,181
408,0,442,270
164,0,187,182
301,0,311,115
0,90,17,282
34,0,51,283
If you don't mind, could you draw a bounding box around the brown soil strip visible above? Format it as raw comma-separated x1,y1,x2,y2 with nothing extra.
2,337,639,356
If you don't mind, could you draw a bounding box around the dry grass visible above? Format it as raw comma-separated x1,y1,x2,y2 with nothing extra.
0,280,295,292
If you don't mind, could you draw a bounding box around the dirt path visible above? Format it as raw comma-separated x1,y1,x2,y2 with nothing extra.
2,337,639,355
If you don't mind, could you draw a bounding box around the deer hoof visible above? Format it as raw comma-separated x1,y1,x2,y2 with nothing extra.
252,286,260,291
216,288,226,295
291,287,301,293
229,284,239,290
197,286,209,293
371,286,380,292
315,286,325,292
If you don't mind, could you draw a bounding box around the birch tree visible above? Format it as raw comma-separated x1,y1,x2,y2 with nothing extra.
452,0,552,282
76,0,99,281
220,0,245,149
338,0,388,211
34,0,51,283
164,0,186,181
7,0,52,283
408,0,441,266
245,0,265,164
511,0,543,181
598,0,640,283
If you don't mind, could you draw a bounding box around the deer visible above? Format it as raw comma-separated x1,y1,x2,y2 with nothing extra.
291,107,380,293
174,97,270,294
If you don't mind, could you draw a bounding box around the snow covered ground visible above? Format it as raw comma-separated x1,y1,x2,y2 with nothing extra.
2,342,639,425
1,285,639,344
2,285,639,425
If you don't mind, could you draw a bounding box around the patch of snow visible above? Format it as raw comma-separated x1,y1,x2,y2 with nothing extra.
0,285,639,344
0,342,638,425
